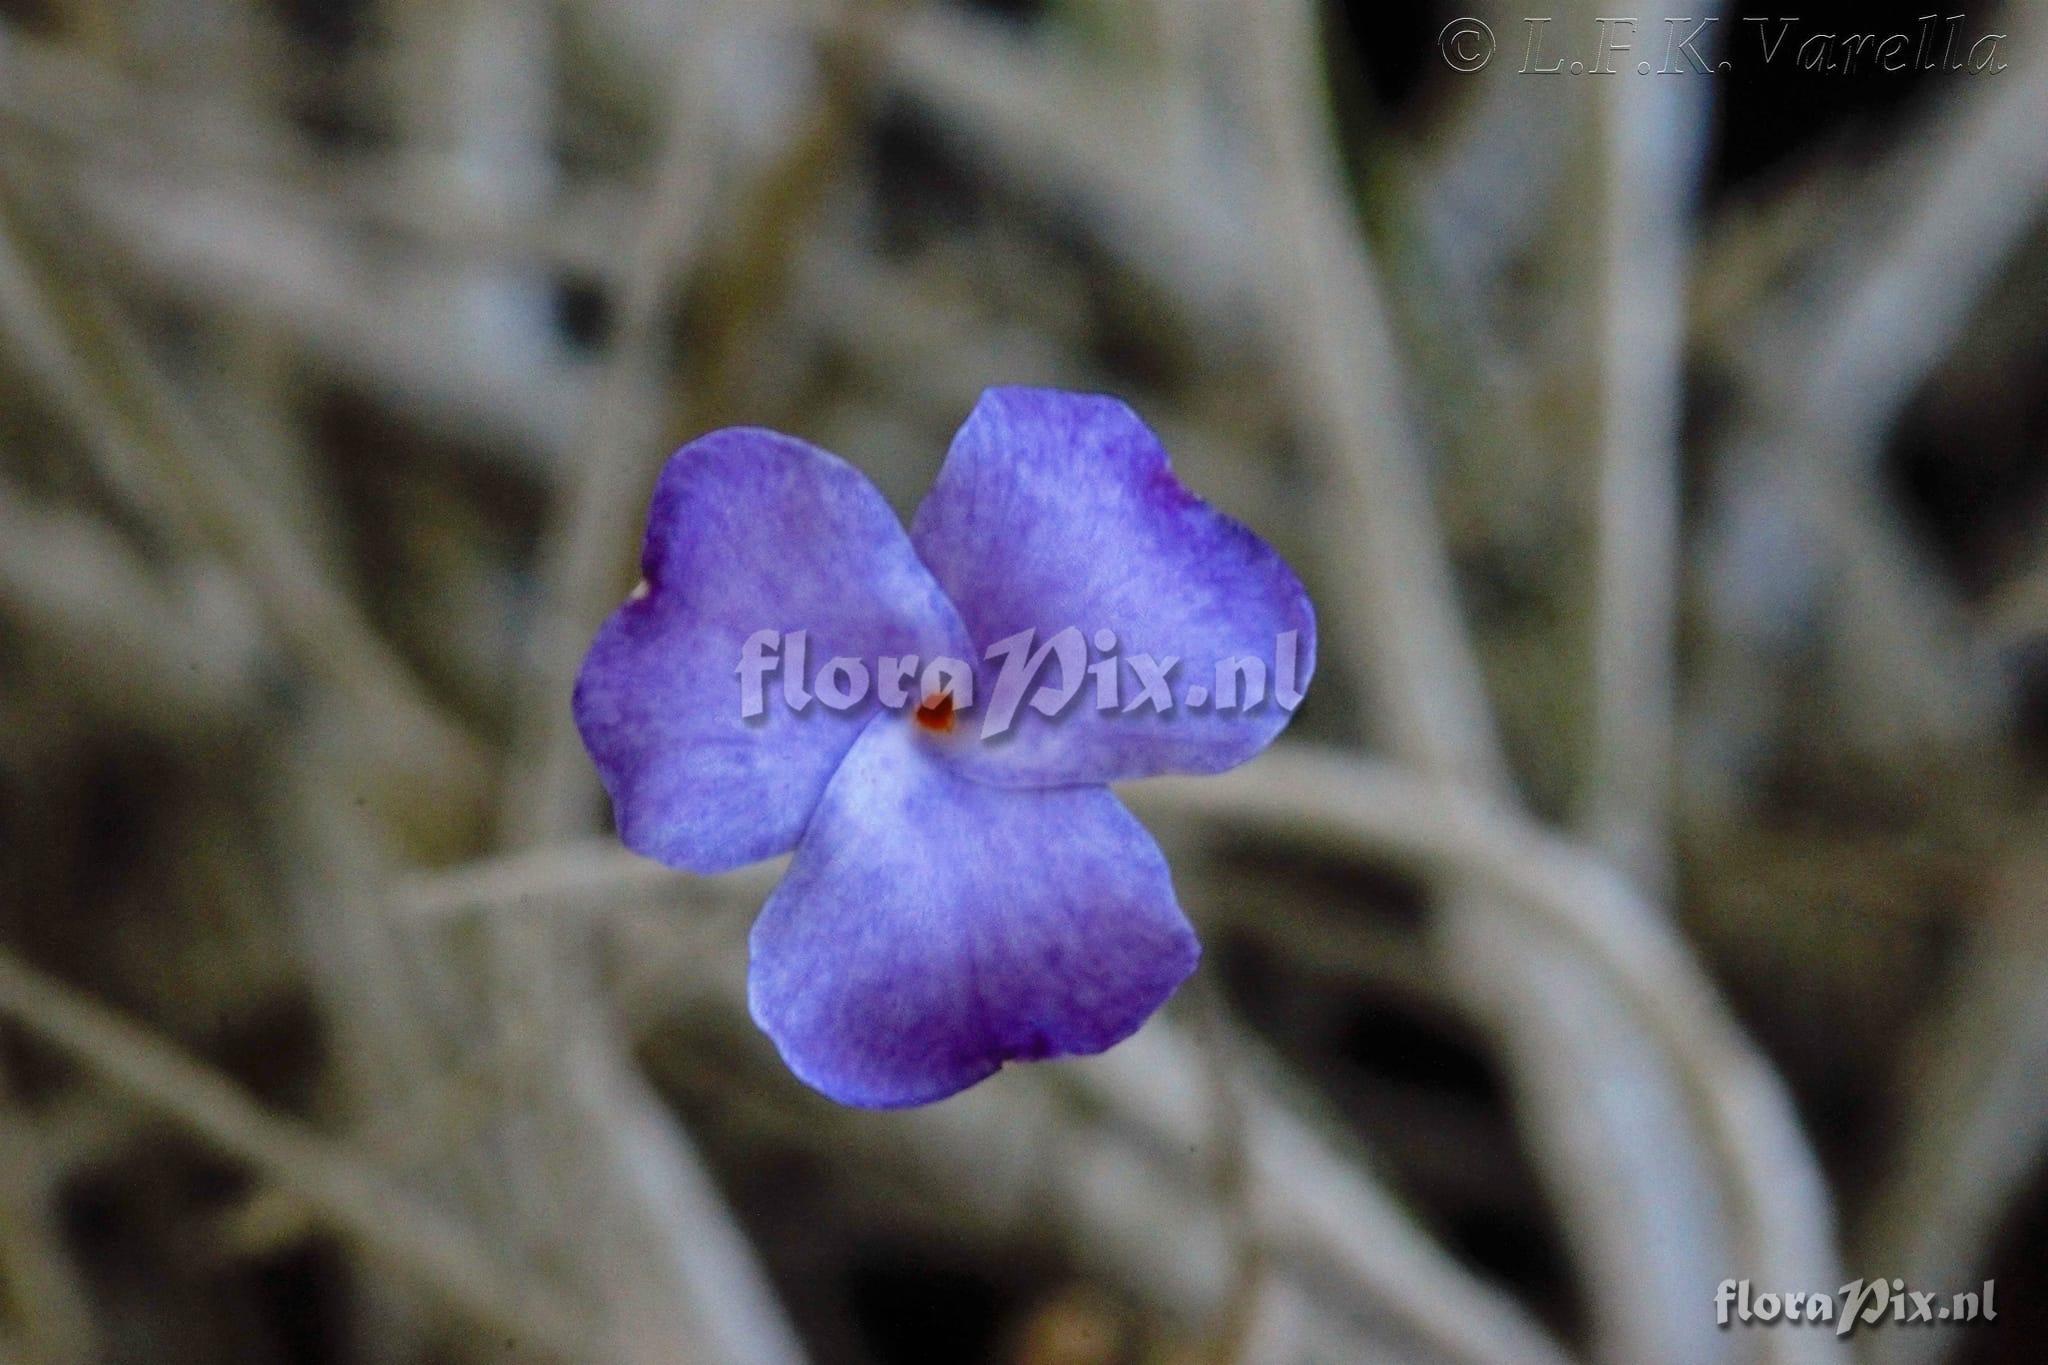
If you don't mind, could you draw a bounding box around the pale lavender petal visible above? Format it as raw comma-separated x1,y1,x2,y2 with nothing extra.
909,387,1315,787
574,428,971,873
748,717,1199,1108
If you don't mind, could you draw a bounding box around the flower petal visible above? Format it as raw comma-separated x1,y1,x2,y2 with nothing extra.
574,428,971,873
748,717,1199,1107
909,387,1315,786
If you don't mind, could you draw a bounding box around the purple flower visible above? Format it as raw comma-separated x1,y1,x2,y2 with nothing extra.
574,388,1315,1107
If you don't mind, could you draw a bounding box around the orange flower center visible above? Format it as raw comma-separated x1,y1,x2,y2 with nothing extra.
913,690,956,733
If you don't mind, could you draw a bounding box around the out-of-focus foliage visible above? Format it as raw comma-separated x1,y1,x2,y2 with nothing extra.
0,1,2043,1363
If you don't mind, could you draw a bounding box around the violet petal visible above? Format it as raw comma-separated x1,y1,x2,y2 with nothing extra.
574,428,971,873
910,387,1315,786
748,716,1199,1108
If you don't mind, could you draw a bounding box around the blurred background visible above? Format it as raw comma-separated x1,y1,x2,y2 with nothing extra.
0,0,2044,1362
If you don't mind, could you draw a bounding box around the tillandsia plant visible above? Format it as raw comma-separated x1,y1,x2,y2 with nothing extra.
574,387,1315,1106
